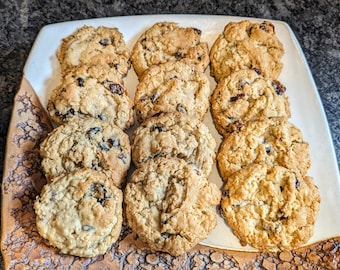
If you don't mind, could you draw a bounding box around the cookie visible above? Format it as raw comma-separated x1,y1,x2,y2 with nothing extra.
124,157,221,256
34,169,123,257
57,25,130,78
131,112,216,178
210,20,284,82
40,117,131,187
220,164,320,251
134,61,210,123
131,21,209,77
211,69,291,137
47,64,134,130
217,119,311,179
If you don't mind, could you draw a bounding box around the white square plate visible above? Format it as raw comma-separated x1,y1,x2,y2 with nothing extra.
24,14,340,251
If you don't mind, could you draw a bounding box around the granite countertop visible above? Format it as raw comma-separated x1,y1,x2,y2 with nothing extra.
0,0,339,269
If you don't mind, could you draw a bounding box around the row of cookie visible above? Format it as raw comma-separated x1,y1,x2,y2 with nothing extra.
209,20,320,250
124,22,221,256
34,25,135,257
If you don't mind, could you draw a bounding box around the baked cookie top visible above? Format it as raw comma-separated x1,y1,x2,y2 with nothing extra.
124,157,221,256
134,61,210,123
34,169,123,257
57,25,130,78
210,20,284,82
211,69,291,137
131,21,209,77
217,119,311,179
47,64,134,130
40,117,131,187
131,112,216,178
220,164,320,251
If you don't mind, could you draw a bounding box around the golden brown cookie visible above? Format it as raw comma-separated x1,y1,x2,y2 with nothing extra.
124,157,221,256
210,20,284,82
134,61,210,123
40,117,131,187
34,169,123,257
131,21,209,77
47,64,134,130
131,112,216,178
57,25,130,78
211,69,290,137
220,164,320,251
217,119,311,179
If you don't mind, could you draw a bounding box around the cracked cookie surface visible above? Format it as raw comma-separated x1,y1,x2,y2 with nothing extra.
34,169,123,257
220,164,320,251
40,117,131,187
124,157,221,256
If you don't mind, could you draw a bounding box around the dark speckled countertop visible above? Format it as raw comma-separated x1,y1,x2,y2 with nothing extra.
0,0,339,269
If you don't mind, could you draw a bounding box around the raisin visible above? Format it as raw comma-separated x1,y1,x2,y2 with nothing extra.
174,51,184,59
118,153,127,164
77,77,85,87
99,38,110,46
176,103,185,113
280,186,284,192
230,93,245,102
222,189,229,197
151,125,165,132
151,93,157,103
108,62,119,69
259,22,274,33
109,83,124,95
272,80,286,95
295,178,300,189
62,108,75,119
253,67,262,75
108,138,120,148
87,127,101,138
161,232,170,239
192,28,202,35
99,142,110,152
265,147,271,154
226,120,243,133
